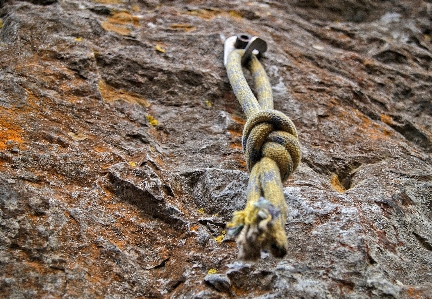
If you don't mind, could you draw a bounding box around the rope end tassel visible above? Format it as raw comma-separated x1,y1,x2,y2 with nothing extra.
224,34,301,260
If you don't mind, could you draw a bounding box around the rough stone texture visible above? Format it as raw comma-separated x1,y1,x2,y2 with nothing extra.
0,0,431,298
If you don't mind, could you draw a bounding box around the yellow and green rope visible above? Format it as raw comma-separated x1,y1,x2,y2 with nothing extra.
225,48,301,260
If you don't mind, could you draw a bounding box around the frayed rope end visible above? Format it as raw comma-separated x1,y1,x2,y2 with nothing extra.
227,197,288,261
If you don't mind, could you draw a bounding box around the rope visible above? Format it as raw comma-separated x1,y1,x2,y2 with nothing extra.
225,49,301,260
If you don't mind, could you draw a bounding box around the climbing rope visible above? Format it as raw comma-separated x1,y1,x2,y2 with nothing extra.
224,34,301,260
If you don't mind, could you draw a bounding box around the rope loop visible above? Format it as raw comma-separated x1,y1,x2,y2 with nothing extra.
243,109,301,182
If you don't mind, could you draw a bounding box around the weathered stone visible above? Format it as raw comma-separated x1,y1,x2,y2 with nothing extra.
204,273,231,293
0,0,431,298
180,168,248,219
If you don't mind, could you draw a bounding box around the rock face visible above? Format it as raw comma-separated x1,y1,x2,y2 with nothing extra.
0,0,431,298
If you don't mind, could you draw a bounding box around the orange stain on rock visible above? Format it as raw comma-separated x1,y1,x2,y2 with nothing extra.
98,80,150,107
330,174,346,193
406,287,424,299
231,114,246,125
109,11,140,26
94,0,122,4
24,260,50,275
93,145,109,153
227,114,245,141
229,142,242,150
16,53,86,104
189,225,199,231
184,9,222,20
227,129,242,139
101,21,131,35
183,8,256,26
380,114,397,126
101,11,140,35
352,110,394,141
169,23,196,32
0,114,24,150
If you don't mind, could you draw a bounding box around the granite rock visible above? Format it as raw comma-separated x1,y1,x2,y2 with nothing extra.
0,0,431,298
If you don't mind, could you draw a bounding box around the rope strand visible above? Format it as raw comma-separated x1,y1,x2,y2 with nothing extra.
226,47,301,260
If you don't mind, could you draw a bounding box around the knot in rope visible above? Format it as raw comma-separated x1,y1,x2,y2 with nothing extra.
243,109,301,182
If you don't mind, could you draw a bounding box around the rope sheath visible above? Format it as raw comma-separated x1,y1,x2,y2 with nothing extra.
226,48,301,260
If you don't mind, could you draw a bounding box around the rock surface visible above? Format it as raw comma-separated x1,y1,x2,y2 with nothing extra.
0,0,431,298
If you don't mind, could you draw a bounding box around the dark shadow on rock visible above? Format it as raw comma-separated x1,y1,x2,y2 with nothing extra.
19,0,57,5
108,162,187,228
373,50,409,64
413,232,432,251
386,115,431,153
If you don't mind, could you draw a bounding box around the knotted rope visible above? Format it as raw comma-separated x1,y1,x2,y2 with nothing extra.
225,48,301,260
